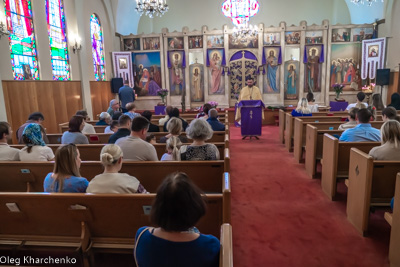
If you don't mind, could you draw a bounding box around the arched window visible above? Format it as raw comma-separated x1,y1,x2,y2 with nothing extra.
46,0,70,80
4,0,39,80
90,14,106,81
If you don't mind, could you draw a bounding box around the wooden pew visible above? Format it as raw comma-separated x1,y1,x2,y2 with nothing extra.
320,134,379,200
47,131,228,144
0,192,228,259
292,120,345,161
220,223,233,267
278,109,286,144
0,153,230,193
384,174,400,267
282,111,348,149
346,148,400,235
304,126,343,178
11,142,228,162
61,125,107,133
294,120,383,163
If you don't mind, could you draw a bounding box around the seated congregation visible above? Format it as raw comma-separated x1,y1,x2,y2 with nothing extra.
0,102,231,266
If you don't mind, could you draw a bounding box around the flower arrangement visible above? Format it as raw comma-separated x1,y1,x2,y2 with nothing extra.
157,89,169,104
208,101,218,108
332,83,344,100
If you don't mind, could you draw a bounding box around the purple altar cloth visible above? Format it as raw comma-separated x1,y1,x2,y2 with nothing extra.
154,106,166,115
238,100,265,136
329,101,348,111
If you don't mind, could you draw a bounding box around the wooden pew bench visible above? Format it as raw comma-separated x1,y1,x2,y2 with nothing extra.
220,223,233,267
46,131,228,144
11,142,228,162
294,120,383,163
320,134,381,200
346,148,400,235
285,115,346,152
0,154,230,193
304,126,343,178
0,191,231,265
384,173,400,267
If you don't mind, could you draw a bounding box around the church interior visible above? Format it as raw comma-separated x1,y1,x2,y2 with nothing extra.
0,0,400,266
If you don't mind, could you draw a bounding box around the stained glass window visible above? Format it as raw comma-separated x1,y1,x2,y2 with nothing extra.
90,14,106,81
4,0,39,80
222,0,259,27
46,0,70,80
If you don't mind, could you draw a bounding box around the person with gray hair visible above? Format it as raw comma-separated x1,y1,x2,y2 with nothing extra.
206,108,225,131
181,119,220,160
96,112,112,126
107,99,120,117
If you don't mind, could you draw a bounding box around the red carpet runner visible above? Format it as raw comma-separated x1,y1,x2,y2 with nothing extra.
230,125,390,267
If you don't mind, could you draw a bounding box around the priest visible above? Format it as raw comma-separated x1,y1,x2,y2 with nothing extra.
235,77,264,120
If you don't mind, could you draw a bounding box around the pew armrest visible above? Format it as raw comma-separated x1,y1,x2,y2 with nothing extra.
385,212,393,226
220,224,233,267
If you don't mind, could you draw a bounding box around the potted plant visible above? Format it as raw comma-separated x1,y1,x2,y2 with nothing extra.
332,83,344,101
156,88,169,105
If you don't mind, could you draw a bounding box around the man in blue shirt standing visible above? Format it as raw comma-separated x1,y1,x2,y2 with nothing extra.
339,108,380,142
119,80,135,113
207,108,225,131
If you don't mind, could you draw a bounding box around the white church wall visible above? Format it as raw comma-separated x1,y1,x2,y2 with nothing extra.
137,0,351,34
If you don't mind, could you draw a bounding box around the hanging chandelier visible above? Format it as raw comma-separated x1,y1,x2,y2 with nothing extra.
350,0,383,6
135,0,169,18
232,22,258,41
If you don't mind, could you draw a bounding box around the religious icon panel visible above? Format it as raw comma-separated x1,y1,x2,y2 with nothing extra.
330,43,362,91
305,31,323,44
207,35,224,48
143,37,160,50
285,31,300,45
264,32,280,46
263,47,280,94
208,49,225,95
188,36,203,49
332,28,351,42
123,38,140,51
167,37,184,50
304,45,322,93
284,47,300,100
169,51,185,95
352,28,373,42
133,52,162,96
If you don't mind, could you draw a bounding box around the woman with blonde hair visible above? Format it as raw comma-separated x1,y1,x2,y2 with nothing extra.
159,117,188,143
87,144,147,193
161,136,182,161
291,98,312,117
44,144,88,192
369,120,400,160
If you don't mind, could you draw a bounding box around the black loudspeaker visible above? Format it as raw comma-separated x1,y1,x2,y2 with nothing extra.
111,78,123,93
376,69,390,86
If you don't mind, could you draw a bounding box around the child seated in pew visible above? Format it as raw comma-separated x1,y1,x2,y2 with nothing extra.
338,107,359,131
87,144,147,194
134,172,220,267
44,144,88,193
20,123,55,161
369,120,400,160
307,92,319,113
161,136,182,161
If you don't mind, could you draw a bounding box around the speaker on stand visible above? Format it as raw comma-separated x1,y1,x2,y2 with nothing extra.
111,78,124,94
376,69,390,105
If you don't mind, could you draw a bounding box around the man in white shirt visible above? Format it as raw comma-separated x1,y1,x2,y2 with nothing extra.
0,122,20,161
76,110,96,134
346,92,368,110
115,116,158,161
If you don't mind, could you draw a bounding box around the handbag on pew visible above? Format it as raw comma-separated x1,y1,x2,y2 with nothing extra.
134,227,150,267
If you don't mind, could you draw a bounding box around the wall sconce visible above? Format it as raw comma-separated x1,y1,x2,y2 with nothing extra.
71,35,82,53
0,21,10,39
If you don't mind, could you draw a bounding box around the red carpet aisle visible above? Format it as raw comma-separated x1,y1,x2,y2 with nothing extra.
229,125,390,267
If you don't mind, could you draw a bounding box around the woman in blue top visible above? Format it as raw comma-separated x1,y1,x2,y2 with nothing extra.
291,98,312,117
44,144,88,193
134,172,220,267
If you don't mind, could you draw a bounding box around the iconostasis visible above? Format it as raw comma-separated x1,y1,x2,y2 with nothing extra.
115,21,376,108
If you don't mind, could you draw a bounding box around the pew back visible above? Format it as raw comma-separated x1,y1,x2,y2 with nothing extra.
0,159,228,193
346,148,400,235
320,134,379,200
